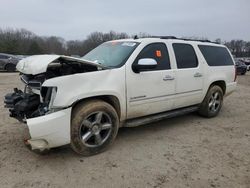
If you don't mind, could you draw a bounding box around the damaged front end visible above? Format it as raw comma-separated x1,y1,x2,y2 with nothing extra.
4,87,42,122
4,55,104,122
4,74,61,151
4,84,56,123
4,55,105,151
4,70,61,122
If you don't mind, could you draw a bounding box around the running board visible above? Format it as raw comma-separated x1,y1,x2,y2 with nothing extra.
124,106,199,127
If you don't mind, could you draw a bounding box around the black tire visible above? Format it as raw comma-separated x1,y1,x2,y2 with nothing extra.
71,100,119,156
198,85,223,118
5,63,16,72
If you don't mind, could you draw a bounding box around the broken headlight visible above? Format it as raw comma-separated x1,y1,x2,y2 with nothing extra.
20,74,44,90
41,86,57,111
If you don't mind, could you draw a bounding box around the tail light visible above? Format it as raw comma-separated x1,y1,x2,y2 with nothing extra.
234,65,237,82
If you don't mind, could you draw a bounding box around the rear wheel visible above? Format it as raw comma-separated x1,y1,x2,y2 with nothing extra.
198,85,223,118
5,63,16,72
71,100,119,156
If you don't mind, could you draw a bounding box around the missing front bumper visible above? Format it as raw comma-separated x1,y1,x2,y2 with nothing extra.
25,107,72,151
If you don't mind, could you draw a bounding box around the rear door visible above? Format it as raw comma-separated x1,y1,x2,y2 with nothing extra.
171,43,204,108
126,42,176,119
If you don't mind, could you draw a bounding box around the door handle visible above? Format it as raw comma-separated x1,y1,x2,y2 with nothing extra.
163,75,175,81
194,72,203,77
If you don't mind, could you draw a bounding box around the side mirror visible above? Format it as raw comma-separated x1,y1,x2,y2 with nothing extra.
133,58,157,73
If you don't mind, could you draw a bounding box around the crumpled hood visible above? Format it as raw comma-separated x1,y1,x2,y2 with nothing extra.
16,54,105,75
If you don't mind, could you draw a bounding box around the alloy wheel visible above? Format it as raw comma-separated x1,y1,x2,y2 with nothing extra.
208,91,221,112
79,111,112,148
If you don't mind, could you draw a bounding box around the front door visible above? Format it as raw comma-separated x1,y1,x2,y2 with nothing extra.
126,42,176,119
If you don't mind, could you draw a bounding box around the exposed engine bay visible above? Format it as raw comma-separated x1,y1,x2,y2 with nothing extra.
4,57,101,122
42,59,98,78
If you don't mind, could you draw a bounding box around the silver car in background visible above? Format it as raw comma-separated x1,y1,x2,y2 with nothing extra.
0,53,20,72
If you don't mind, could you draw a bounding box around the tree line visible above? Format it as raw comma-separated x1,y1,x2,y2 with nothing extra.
224,40,250,57
0,28,130,56
0,28,249,57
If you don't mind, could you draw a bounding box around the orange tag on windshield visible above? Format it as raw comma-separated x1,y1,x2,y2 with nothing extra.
156,50,162,57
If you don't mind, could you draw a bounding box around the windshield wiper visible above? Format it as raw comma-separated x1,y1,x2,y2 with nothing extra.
80,58,110,70
97,63,110,70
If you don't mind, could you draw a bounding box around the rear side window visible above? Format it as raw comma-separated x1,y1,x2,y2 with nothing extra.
198,45,234,66
135,43,171,71
173,43,198,69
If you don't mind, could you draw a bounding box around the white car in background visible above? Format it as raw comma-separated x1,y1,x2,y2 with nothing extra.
4,37,237,156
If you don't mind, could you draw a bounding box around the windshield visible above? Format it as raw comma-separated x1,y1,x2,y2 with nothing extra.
82,41,139,68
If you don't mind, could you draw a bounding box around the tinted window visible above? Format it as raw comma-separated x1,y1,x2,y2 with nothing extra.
173,43,198,69
0,55,9,59
134,43,170,71
198,45,234,66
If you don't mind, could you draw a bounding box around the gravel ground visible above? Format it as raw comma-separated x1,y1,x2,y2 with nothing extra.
0,72,249,188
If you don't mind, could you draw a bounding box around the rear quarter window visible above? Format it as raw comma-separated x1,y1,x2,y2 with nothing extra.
198,45,234,66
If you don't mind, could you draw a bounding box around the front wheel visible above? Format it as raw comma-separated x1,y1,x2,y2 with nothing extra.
71,100,119,156
198,85,223,118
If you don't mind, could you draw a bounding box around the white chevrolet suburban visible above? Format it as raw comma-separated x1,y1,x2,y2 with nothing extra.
4,36,237,156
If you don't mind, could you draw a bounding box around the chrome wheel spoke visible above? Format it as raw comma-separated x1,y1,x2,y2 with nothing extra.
214,92,219,100
82,119,93,129
95,112,103,124
209,101,213,108
212,103,216,111
101,123,112,130
82,131,93,143
94,133,102,145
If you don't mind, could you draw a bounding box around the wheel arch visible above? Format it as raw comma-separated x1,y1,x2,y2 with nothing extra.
3,62,9,69
71,95,121,119
209,80,226,95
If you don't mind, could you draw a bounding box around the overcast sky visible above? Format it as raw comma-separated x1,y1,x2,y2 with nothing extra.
0,0,249,41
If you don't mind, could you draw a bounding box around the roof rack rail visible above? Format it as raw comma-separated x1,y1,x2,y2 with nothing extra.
161,36,177,39
135,36,219,44
151,36,177,39
181,38,212,43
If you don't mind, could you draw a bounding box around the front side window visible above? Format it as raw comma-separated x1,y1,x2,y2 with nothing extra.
173,43,198,69
134,43,171,71
82,41,139,68
198,45,234,66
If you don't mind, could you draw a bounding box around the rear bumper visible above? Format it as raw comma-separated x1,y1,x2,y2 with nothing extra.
225,82,237,97
26,107,72,151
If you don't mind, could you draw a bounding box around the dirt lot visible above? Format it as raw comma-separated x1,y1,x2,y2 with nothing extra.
0,73,249,188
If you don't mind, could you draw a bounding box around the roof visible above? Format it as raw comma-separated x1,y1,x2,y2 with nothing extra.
112,36,224,47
